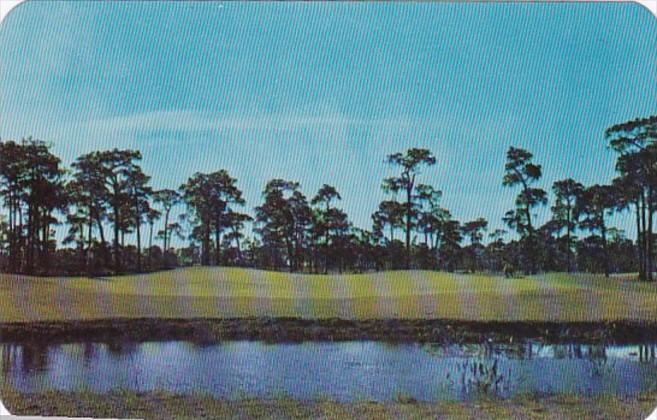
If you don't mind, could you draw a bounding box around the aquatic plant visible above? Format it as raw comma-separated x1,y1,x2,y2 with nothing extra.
453,358,512,397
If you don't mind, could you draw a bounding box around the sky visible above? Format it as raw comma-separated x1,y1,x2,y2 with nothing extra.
1,1,656,244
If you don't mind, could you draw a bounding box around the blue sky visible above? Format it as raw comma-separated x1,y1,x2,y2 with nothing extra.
1,2,656,243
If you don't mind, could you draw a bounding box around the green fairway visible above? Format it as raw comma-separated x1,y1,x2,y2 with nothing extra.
1,267,656,323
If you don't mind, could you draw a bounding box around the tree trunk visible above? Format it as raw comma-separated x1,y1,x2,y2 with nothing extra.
636,200,645,281
163,209,170,253
233,225,243,264
113,203,121,272
601,211,609,278
7,190,12,271
26,202,33,273
566,207,573,272
202,225,211,266
96,215,108,268
78,221,85,270
647,189,654,282
405,184,412,269
524,199,536,275
214,226,221,266
136,217,142,273
285,236,294,272
641,192,650,280
86,209,93,271
148,222,154,269
11,202,16,271
42,211,50,270
17,203,23,272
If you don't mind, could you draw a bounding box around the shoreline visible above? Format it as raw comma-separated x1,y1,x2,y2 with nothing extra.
2,389,657,419
2,317,657,344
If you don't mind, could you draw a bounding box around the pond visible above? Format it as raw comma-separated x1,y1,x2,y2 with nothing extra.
1,340,656,401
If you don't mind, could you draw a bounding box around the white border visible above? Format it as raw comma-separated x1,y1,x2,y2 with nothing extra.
0,399,8,416
0,0,655,419
636,0,657,15
0,0,23,23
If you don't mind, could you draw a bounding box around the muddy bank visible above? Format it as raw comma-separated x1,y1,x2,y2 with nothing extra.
2,317,657,344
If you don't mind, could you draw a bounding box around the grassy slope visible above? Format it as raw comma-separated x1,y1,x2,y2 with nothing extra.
1,267,656,323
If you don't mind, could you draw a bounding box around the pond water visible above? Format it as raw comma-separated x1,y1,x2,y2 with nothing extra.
1,340,656,401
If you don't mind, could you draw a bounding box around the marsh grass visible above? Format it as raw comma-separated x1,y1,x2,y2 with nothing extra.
453,358,511,398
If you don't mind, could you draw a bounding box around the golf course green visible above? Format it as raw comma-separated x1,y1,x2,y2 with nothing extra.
2,267,656,323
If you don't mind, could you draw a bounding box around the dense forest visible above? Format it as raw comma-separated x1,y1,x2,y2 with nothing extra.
0,115,655,280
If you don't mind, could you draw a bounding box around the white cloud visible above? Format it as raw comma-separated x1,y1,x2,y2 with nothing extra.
84,109,417,136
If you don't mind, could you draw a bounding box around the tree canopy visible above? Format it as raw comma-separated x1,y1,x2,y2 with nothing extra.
0,115,654,279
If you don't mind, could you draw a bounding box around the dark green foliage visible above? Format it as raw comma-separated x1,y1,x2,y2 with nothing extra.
384,148,437,268
461,218,488,273
180,170,246,267
576,185,618,277
0,138,65,274
550,179,584,272
502,147,547,274
606,115,656,281
1,115,654,277
254,179,312,271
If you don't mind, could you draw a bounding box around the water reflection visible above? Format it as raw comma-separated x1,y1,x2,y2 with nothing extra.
1,340,656,402
1,344,19,374
81,343,96,368
419,342,655,361
106,341,139,356
21,343,50,374
639,345,656,363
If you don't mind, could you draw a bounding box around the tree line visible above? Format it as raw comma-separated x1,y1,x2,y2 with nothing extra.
0,115,655,280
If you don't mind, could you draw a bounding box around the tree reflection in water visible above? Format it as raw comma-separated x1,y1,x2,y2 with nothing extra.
1,340,656,400
1,344,20,374
639,345,656,364
106,341,139,356
19,342,50,374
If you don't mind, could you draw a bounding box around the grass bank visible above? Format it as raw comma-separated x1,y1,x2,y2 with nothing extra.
2,387,656,419
2,267,656,323
3,318,657,344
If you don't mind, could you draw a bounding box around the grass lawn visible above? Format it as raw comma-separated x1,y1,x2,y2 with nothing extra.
3,387,657,420
1,267,656,323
